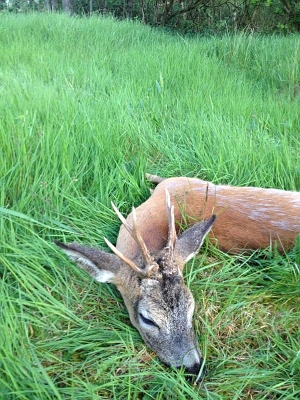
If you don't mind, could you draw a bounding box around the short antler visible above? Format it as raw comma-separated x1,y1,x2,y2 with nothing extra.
103,237,144,276
105,202,158,277
165,189,177,263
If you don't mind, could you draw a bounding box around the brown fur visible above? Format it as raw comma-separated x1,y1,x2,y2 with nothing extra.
117,177,300,257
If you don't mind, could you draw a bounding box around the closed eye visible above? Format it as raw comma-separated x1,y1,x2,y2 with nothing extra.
139,313,159,328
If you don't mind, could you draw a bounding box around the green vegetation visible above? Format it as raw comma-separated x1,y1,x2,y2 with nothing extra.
1,13,299,399
3,0,300,34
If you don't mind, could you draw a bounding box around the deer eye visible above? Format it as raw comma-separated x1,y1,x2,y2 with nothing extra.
139,313,159,328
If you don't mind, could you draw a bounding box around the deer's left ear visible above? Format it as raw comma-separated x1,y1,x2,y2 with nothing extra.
55,241,124,284
174,215,216,269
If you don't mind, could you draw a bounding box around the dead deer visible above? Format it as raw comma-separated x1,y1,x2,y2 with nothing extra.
55,174,299,380
55,190,216,381
116,174,300,258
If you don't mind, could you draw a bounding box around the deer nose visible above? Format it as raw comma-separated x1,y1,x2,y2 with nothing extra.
185,358,206,382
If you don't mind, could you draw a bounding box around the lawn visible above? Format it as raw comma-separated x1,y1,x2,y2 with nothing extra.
0,13,299,399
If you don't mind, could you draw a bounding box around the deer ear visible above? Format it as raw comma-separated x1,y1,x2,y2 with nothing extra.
174,215,216,269
55,241,123,284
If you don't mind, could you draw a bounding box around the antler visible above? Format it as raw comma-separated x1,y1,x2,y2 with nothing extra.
165,189,177,260
105,202,158,277
162,189,181,276
103,237,145,276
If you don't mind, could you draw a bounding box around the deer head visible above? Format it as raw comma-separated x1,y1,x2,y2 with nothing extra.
55,190,215,381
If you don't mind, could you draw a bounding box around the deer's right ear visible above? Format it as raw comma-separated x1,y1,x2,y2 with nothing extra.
174,215,216,269
55,241,123,284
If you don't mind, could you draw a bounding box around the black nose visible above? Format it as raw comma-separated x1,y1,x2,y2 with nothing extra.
185,358,206,382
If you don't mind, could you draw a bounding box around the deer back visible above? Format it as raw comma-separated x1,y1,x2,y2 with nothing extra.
116,176,300,257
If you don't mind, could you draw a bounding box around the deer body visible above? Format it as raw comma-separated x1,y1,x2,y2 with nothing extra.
56,175,299,381
117,176,300,257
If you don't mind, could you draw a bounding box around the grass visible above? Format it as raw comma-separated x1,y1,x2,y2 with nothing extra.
0,12,299,399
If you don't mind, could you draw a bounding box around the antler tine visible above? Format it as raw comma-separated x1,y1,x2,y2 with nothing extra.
104,237,145,276
165,189,177,250
111,202,134,237
132,207,153,269
111,201,155,276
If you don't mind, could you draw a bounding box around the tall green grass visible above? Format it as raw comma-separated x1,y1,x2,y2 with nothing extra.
0,13,299,399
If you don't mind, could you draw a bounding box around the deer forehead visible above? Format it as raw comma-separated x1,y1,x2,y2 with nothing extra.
139,276,195,316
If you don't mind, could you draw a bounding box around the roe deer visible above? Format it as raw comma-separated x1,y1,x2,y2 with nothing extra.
115,174,300,258
56,190,216,381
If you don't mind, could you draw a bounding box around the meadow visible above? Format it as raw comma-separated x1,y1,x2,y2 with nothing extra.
0,12,299,399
